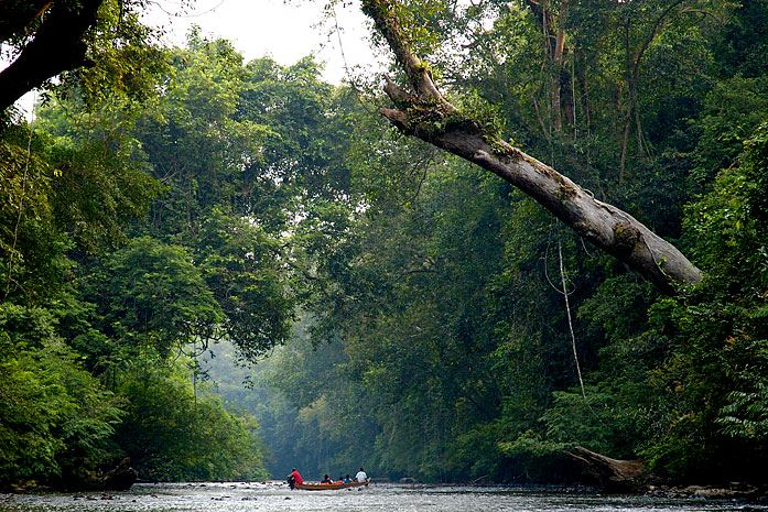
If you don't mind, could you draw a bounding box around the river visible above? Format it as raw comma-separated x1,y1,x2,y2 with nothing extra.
0,482,764,512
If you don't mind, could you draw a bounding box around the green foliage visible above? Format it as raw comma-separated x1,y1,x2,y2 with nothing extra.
362,0,445,61
241,0,768,487
70,1,170,107
238,56,352,202
687,123,768,283
2,34,318,487
542,391,614,454
621,124,768,480
3,0,768,489
497,430,570,482
137,37,271,239
197,209,291,361
690,76,768,187
0,129,73,303
254,318,376,479
0,304,122,487
116,354,268,482
33,100,162,254
89,237,224,360
713,0,768,77
719,379,768,440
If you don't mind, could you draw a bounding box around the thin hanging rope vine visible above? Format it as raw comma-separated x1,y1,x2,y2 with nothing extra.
559,241,586,399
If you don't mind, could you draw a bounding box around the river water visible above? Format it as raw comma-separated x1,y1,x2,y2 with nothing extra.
0,482,764,512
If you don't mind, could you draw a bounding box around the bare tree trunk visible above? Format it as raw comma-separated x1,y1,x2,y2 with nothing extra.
617,0,689,179
551,0,568,133
526,0,568,134
360,0,702,294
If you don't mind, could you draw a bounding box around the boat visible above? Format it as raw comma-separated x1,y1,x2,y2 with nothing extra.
294,480,369,491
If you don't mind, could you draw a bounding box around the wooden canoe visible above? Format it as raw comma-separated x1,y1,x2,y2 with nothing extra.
294,480,369,491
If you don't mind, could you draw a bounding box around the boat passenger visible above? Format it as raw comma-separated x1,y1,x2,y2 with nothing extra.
355,467,368,483
344,474,352,483
322,474,333,484
287,468,304,490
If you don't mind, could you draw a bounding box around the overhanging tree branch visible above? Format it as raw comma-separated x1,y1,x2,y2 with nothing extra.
0,0,105,113
0,0,53,42
360,0,702,295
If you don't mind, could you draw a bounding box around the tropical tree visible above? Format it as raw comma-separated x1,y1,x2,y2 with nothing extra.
357,0,718,293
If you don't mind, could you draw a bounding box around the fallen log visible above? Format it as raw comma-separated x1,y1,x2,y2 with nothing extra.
564,446,649,492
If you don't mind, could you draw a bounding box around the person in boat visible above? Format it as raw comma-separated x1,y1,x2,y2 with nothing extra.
322,474,333,484
343,474,352,483
355,467,368,483
287,468,303,490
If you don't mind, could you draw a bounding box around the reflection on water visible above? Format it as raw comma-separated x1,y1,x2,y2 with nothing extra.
0,482,764,512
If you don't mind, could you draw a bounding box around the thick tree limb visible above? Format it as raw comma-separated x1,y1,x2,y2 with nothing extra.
0,0,105,113
361,0,453,110
361,0,702,294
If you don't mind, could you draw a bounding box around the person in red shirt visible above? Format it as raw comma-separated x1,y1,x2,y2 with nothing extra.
287,468,303,489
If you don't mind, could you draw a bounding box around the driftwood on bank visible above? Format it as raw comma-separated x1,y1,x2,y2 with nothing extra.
360,0,702,295
564,446,649,492
81,457,138,491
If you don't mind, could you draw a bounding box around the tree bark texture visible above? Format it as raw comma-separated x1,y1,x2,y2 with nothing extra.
0,0,104,113
361,0,702,295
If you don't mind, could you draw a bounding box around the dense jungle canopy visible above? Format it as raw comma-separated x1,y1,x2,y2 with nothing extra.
1,0,767,490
